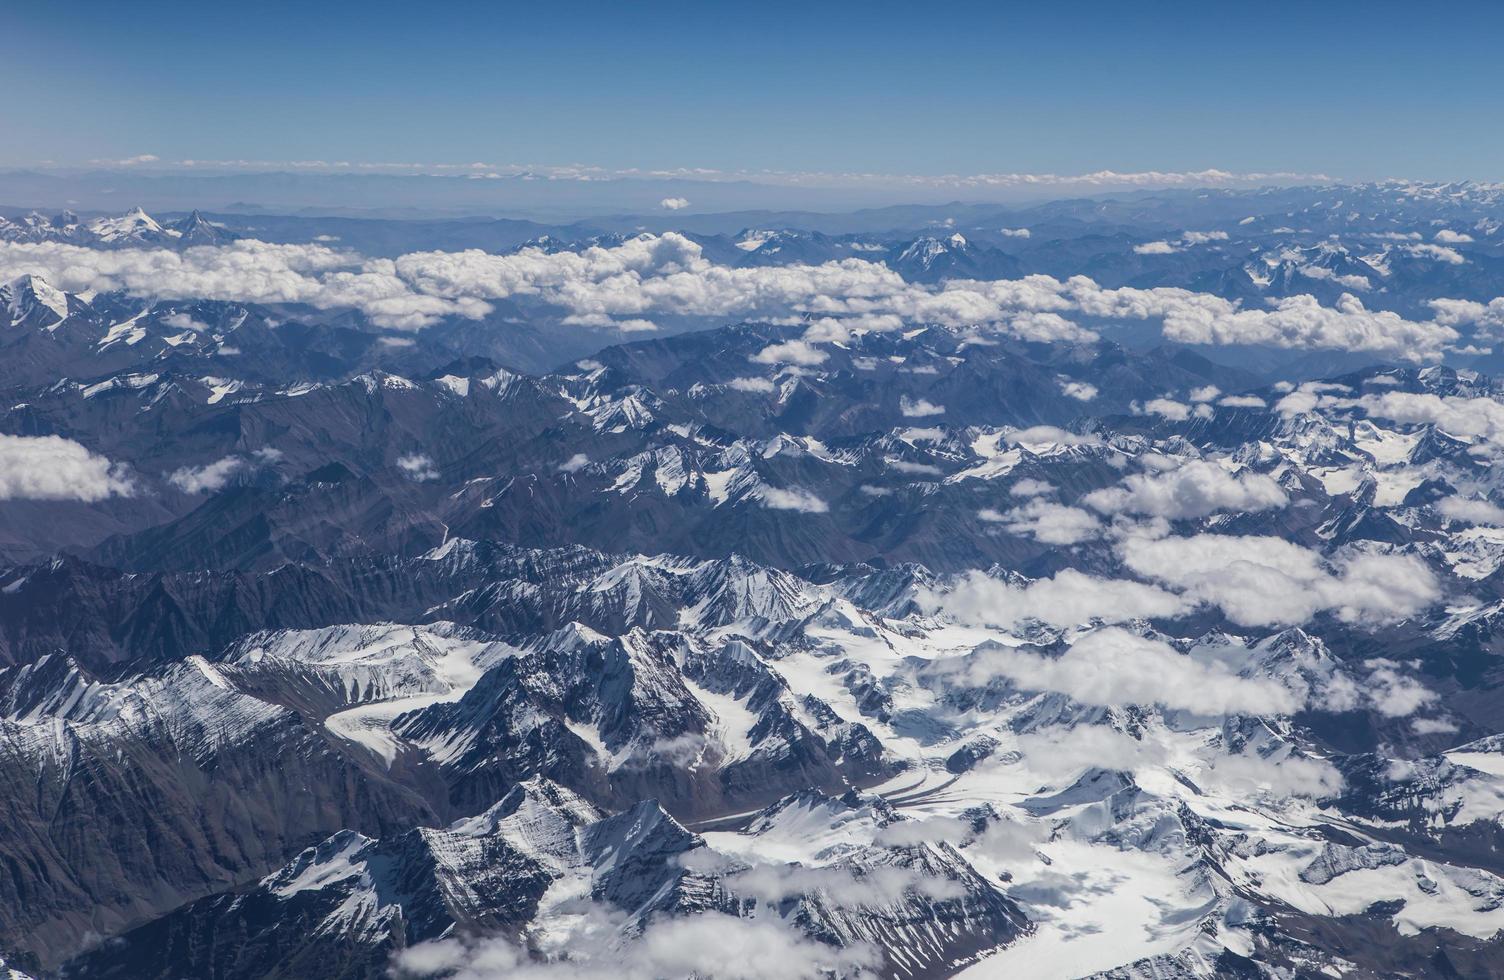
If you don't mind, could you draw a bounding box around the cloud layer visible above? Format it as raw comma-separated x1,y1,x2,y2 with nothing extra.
0,234,1469,354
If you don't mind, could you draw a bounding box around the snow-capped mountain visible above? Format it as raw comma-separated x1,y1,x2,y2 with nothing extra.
0,207,238,248
6,186,1504,978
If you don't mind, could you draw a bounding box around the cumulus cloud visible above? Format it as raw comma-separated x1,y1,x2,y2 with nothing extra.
1014,725,1171,777
397,453,439,481
1298,264,1371,290
1188,385,1220,403
950,627,1301,715
1273,381,1354,418
1010,478,1054,497
659,197,690,210
1352,391,1504,448
1434,229,1474,244
160,311,210,332
1200,751,1343,798
1406,243,1466,264
1217,394,1267,409
1002,425,1098,448
725,377,776,393
1132,231,1228,256
1362,659,1438,716
1083,460,1288,520
167,455,244,494
1141,398,1191,421
0,239,491,330
751,340,827,366
1429,297,1504,337
1118,533,1439,627
558,453,591,473
759,487,829,513
925,568,1187,629
899,396,944,417
1438,496,1504,525
1160,292,1456,359
984,499,1101,544
0,233,1464,355
1059,380,1097,401
0,434,134,501
999,227,1031,238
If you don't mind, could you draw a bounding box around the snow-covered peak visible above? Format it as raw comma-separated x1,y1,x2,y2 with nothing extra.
2,273,70,328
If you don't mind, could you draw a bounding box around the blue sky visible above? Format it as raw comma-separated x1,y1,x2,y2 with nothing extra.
5,0,1503,182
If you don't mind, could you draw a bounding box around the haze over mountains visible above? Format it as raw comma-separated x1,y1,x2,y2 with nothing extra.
6,181,1504,978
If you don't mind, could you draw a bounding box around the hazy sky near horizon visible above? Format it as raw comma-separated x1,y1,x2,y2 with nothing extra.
6,0,1503,183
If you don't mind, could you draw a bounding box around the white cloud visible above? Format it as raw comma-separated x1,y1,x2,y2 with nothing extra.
1002,425,1098,448
1438,496,1504,525
1351,391,1504,450
1135,231,1226,255
1059,380,1098,401
1434,229,1474,244
1429,297,1504,336
397,453,438,481
985,499,1101,544
1188,385,1221,403
999,227,1031,238
1299,264,1371,290
160,311,210,332
1083,460,1287,520
393,909,876,980
1362,659,1438,717
0,434,134,501
1157,292,1457,359
1273,381,1354,418
701,855,960,905
558,453,590,473
926,568,1187,629
1142,398,1191,421
899,395,944,417
1010,478,1054,497
90,154,159,166
1200,752,1342,798
951,627,1302,715
759,487,829,513
1406,243,1466,264
724,377,776,393
659,197,690,210
118,158,1332,191
751,340,827,366
167,456,244,494
1217,394,1267,409
615,317,659,332
1118,533,1439,628
0,232,1461,355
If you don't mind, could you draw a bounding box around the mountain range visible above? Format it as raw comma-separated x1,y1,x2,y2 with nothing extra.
3,186,1504,978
